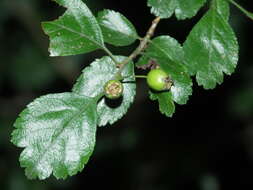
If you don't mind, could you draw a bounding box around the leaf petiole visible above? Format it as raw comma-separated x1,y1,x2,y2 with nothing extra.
228,0,253,20
114,16,161,79
103,46,121,65
135,75,147,79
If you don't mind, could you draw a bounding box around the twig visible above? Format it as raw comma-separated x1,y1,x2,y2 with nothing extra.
114,16,161,79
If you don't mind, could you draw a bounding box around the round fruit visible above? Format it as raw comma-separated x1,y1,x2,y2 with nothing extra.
104,80,124,99
147,68,171,91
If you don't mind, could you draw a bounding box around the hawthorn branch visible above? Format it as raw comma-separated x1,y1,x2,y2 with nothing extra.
114,16,161,79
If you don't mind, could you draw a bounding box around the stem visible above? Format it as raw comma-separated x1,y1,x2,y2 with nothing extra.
229,0,253,20
103,46,120,65
114,16,161,79
135,75,147,79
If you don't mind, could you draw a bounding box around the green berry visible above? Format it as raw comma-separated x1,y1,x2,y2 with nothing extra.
104,80,124,99
147,68,171,91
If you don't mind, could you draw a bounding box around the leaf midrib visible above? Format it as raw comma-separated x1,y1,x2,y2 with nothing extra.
149,40,185,74
49,22,106,51
29,97,96,177
99,22,138,41
207,10,215,70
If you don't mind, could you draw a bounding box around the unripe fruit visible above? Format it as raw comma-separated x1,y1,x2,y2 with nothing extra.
104,80,123,99
147,68,172,91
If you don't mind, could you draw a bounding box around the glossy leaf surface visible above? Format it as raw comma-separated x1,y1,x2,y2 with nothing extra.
11,93,98,179
183,1,239,89
42,0,105,56
72,56,136,126
148,0,206,19
141,36,192,116
149,91,175,117
97,9,138,46
146,36,192,105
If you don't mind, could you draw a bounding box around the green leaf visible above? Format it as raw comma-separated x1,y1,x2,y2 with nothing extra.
148,0,176,19
97,9,139,46
72,56,136,126
147,0,207,19
42,0,105,56
145,36,193,105
183,3,239,89
136,54,150,67
149,91,175,117
11,93,98,180
175,0,207,19
140,36,192,117
214,0,230,20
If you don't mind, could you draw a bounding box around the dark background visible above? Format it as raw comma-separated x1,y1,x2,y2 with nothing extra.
0,0,253,189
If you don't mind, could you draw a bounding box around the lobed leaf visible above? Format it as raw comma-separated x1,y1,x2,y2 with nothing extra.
140,36,192,116
145,36,193,105
147,0,207,19
149,91,175,117
97,9,139,46
175,0,207,19
72,56,136,126
136,54,151,68
42,0,105,56
11,93,98,180
183,0,239,89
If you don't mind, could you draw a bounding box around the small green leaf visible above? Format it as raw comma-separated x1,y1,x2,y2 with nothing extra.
136,54,150,68
175,0,207,19
11,93,98,180
147,0,207,19
183,3,239,89
97,9,139,46
148,0,176,19
145,36,193,105
42,0,105,56
149,91,175,117
72,56,136,126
